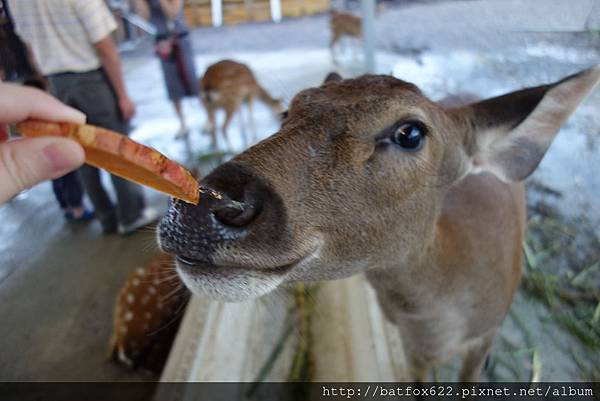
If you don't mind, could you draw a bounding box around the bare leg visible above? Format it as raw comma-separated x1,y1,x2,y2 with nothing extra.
173,99,188,138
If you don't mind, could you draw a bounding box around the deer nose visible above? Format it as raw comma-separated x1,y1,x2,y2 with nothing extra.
210,197,259,227
158,161,286,261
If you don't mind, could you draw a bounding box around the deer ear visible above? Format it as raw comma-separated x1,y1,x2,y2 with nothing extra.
460,66,600,182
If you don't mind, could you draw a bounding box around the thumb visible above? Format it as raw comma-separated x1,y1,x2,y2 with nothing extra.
0,137,84,204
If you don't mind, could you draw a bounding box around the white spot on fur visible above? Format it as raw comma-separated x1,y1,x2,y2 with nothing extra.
124,311,134,321
118,347,133,366
126,293,135,304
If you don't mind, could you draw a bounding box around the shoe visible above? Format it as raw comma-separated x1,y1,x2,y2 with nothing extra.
118,207,160,235
65,208,95,222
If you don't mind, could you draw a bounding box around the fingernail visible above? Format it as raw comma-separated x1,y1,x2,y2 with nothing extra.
42,143,77,172
70,109,87,124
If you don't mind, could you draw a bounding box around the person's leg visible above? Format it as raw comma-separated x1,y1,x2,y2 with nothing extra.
60,170,94,220
61,170,83,208
51,176,68,211
52,176,82,220
172,98,188,138
110,174,145,226
65,70,146,227
79,164,117,231
48,75,114,227
160,58,188,138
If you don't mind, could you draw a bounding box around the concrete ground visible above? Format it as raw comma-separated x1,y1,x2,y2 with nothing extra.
1,0,599,382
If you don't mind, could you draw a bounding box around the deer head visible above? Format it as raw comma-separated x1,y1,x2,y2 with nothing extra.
158,66,600,302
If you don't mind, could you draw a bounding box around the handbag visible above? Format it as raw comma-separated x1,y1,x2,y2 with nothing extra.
154,37,175,60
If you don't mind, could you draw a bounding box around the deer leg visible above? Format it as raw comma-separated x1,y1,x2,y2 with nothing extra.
238,103,248,148
246,98,257,144
222,101,240,151
458,332,495,382
201,96,216,134
200,97,219,150
330,35,340,65
408,354,430,382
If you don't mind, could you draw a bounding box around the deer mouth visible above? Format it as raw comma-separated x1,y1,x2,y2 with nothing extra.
175,256,296,275
173,241,321,302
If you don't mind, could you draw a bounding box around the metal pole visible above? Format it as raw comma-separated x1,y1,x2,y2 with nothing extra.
270,0,282,22
211,0,223,27
361,0,376,73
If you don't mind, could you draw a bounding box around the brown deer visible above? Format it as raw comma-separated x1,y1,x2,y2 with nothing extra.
199,59,282,150
329,10,362,64
158,66,600,381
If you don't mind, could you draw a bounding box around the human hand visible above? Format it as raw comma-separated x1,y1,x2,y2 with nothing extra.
0,83,86,204
118,95,136,121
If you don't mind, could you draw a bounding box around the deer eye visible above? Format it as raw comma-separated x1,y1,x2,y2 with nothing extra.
391,122,425,151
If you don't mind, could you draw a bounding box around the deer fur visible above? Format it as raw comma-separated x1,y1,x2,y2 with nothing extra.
159,66,600,381
200,59,282,150
109,253,188,373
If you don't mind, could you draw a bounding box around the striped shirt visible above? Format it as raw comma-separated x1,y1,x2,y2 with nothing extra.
8,0,117,75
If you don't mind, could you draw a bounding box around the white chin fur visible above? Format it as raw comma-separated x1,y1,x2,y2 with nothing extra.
176,264,286,302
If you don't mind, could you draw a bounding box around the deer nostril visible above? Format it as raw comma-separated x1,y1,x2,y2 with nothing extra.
211,200,258,227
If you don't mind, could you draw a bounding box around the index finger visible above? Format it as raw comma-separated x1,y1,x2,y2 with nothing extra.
0,83,86,125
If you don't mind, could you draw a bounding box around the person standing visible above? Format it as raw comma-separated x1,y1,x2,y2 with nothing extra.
134,0,200,139
9,0,158,234
2,0,93,221
25,77,94,222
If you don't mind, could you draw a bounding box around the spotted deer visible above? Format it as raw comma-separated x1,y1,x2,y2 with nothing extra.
200,59,282,150
158,66,600,381
110,252,188,372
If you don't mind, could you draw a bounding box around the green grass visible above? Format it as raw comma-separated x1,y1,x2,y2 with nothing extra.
519,200,600,380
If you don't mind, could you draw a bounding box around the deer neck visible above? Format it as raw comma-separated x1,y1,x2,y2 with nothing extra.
364,191,453,317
